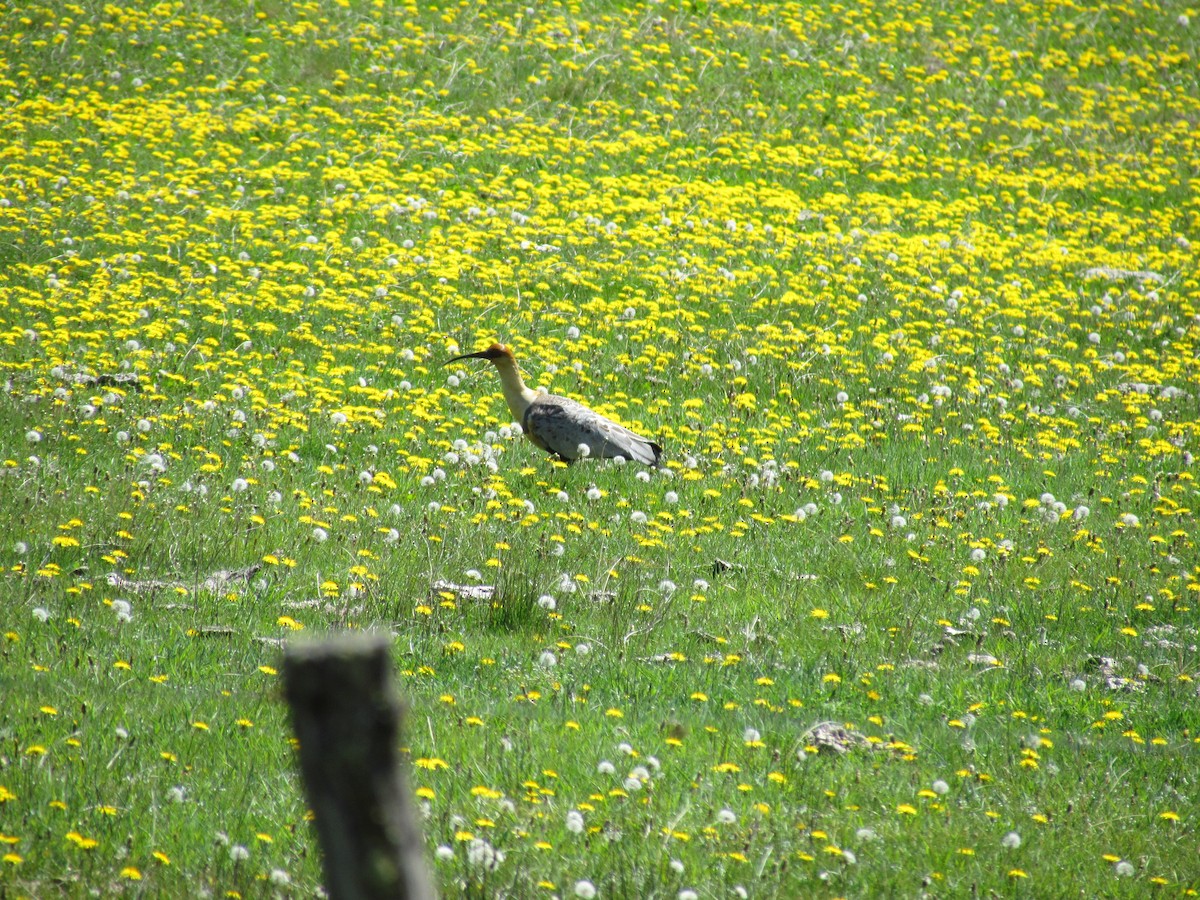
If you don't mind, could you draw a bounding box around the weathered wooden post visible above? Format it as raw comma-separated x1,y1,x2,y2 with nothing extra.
282,633,437,900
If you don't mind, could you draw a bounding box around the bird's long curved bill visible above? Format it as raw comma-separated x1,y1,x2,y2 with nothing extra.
443,350,490,366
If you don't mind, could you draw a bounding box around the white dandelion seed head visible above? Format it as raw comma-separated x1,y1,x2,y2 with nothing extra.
269,869,291,886
26,429,42,443
743,727,761,743
636,469,651,483
717,808,737,825
538,650,558,668
575,642,590,655
330,411,348,426
932,779,950,795
112,599,133,623
969,548,986,562
566,810,585,834
678,891,699,900
1114,859,1135,876
466,838,504,871
537,594,557,610
576,442,591,458
597,760,615,775
231,478,248,492
1069,678,1087,692
574,880,597,899
33,607,51,622
664,490,679,504
556,491,570,503
1001,831,1021,849
586,486,602,501
312,527,329,542
229,844,250,862
856,827,877,842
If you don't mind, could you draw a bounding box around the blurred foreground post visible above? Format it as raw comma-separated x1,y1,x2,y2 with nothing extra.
283,634,436,900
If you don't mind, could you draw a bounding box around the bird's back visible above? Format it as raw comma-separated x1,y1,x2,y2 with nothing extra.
523,394,662,466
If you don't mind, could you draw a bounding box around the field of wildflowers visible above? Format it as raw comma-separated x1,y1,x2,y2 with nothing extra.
2,0,1198,895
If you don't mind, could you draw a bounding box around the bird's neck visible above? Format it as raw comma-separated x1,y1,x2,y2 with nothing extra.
492,357,538,421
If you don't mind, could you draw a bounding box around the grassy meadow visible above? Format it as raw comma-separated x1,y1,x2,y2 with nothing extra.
2,0,1199,896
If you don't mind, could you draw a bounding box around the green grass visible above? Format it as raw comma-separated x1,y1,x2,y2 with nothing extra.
2,0,1199,896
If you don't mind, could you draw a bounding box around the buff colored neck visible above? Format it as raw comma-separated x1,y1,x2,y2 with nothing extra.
490,355,538,422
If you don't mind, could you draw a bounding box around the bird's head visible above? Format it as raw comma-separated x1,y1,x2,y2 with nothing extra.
444,342,514,365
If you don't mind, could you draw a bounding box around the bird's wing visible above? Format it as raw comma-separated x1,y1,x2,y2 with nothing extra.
524,396,662,466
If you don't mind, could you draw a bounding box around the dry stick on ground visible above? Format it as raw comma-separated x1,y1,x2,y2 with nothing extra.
282,634,437,900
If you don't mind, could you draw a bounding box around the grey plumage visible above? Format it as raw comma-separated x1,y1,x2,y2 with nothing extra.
523,395,662,466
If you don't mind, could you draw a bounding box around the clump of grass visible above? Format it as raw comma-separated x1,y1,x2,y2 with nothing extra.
485,562,542,633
